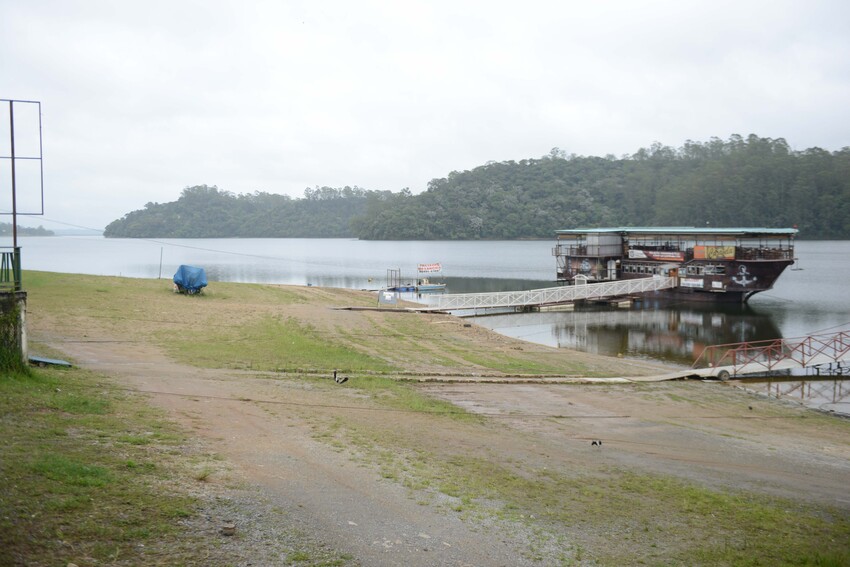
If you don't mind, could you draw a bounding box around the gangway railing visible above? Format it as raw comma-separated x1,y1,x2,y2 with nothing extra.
692,330,850,378
423,276,676,311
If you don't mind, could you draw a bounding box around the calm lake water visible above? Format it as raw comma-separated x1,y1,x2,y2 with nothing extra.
11,236,850,413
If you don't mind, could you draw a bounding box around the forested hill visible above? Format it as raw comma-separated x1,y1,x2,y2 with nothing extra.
104,185,389,238
0,223,54,236
104,135,850,240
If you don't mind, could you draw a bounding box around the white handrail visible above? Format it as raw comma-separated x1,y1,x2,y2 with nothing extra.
427,277,676,310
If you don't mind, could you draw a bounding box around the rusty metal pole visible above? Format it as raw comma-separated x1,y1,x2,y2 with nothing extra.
8,101,17,248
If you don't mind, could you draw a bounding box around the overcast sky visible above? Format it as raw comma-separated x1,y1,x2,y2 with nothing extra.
2,0,849,231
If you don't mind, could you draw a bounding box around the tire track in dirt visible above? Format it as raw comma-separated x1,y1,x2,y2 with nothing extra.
43,337,554,566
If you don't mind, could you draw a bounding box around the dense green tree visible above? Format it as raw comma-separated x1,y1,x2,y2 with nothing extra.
104,136,850,240
104,184,379,238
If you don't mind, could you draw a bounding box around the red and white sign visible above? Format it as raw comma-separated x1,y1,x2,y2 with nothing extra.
418,263,442,273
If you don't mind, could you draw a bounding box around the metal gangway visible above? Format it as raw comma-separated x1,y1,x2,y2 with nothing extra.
421,276,677,312
691,329,850,380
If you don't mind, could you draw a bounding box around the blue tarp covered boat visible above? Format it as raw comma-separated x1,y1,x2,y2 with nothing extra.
173,265,208,294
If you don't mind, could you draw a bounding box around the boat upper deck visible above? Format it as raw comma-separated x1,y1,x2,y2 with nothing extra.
554,227,798,237
554,227,797,262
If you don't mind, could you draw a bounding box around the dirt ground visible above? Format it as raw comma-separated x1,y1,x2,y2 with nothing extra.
28,284,850,565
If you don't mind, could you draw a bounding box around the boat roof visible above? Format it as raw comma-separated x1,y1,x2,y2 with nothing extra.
555,226,798,236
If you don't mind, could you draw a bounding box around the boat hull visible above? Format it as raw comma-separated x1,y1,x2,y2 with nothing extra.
666,259,793,302
417,284,446,293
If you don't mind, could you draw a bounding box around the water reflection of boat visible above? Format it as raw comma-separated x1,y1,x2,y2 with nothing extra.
472,302,783,367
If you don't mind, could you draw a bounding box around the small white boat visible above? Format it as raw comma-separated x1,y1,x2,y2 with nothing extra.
416,277,446,292
416,262,446,293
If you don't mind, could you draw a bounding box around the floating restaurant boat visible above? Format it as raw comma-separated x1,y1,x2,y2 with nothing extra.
553,227,798,303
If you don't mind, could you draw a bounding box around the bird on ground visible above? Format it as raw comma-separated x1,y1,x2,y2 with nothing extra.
591,440,602,447
333,370,349,384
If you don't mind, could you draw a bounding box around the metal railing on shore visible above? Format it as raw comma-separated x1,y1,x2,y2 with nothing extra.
692,330,850,377
0,247,22,291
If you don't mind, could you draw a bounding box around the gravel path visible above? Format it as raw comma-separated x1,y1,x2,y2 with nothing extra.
36,327,850,564
52,339,562,565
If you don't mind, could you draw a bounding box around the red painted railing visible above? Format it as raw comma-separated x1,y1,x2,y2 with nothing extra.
693,330,850,375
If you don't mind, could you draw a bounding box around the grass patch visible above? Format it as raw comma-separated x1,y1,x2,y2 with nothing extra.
30,454,114,487
346,374,480,419
0,365,350,565
23,270,308,344
335,324,463,370
25,270,642,378
448,346,579,374
23,270,307,310
164,315,393,372
0,366,203,564
344,313,592,375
